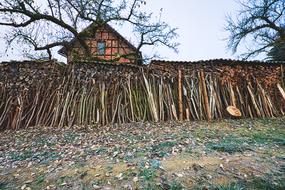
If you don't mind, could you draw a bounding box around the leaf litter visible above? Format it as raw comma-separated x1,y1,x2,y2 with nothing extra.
0,118,284,189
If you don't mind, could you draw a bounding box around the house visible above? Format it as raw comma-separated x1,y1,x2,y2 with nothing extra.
58,23,142,64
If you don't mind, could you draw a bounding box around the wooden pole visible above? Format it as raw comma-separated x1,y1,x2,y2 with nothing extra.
277,84,285,101
200,69,211,121
178,69,183,121
281,65,284,88
229,82,236,107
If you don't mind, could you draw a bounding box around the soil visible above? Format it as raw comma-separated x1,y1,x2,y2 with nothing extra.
0,118,284,190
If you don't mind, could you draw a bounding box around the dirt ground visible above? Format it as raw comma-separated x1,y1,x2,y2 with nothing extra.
0,118,284,190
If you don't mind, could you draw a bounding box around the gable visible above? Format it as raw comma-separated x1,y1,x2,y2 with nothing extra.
58,23,138,58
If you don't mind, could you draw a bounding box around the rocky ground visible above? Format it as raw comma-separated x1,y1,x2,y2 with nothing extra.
0,118,284,190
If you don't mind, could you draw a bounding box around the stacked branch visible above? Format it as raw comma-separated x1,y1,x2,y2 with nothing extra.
0,60,284,130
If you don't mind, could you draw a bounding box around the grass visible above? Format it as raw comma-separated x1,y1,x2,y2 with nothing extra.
9,149,33,161
0,182,7,190
63,132,79,144
249,128,285,145
244,175,285,190
139,168,157,181
215,183,245,190
195,182,245,190
168,181,184,190
1,117,284,190
151,141,177,157
194,177,285,190
94,147,108,155
206,135,249,154
34,175,45,184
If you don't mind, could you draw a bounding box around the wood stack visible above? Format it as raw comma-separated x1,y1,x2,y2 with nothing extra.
0,59,284,130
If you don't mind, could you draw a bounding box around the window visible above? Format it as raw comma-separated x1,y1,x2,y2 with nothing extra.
97,41,106,55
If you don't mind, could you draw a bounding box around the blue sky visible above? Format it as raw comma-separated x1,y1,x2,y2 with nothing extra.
0,0,244,62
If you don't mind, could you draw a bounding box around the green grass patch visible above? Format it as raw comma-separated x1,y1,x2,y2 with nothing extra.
215,182,244,190
168,181,184,190
63,132,79,144
193,181,244,190
34,174,45,185
0,182,7,190
249,128,285,146
210,183,245,190
244,175,285,190
206,135,249,154
139,168,157,181
9,149,33,161
151,141,177,157
35,137,56,147
94,147,108,155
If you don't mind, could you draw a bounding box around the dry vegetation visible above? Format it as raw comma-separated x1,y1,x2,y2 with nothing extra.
0,60,284,130
1,60,285,189
0,117,284,190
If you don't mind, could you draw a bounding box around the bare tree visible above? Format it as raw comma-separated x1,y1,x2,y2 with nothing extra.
267,36,285,60
0,0,179,61
226,0,285,60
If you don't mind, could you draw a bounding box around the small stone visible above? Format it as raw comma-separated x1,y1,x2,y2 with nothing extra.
145,162,150,169
91,145,97,150
207,174,212,179
175,173,184,177
133,176,139,182
24,180,33,184
219,164,224,171
117,173,123,180
123,184,130,189
126,152,133,157
27,162,33,168
93,184,101,189
113,151,119,157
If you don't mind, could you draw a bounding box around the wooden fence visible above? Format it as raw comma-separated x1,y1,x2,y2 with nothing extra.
0,60,284,130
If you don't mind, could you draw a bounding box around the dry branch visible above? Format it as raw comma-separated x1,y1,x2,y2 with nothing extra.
0,59,284,130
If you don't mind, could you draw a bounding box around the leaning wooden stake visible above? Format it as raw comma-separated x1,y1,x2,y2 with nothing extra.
281,65,284,87
277,83,285,101
178,69,183,121
200,70,211,121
